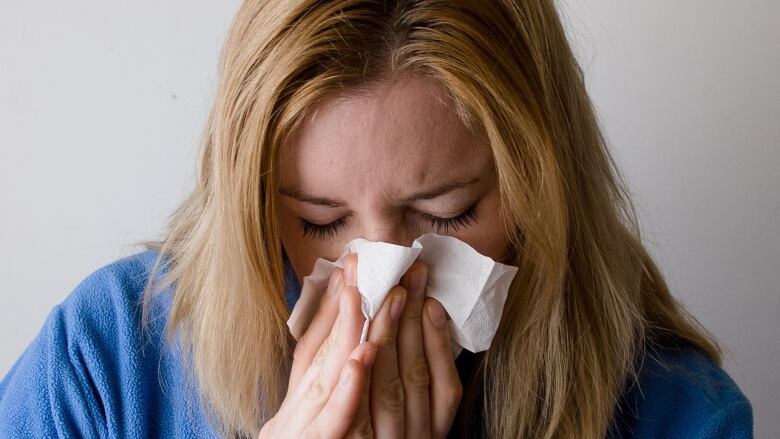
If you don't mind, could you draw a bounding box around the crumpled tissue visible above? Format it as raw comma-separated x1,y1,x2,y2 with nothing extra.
286,232,518,356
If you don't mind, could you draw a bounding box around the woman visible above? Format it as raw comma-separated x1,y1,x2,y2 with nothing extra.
0,0,753,438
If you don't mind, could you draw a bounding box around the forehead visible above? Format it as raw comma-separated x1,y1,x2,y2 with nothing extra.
279,76,493,196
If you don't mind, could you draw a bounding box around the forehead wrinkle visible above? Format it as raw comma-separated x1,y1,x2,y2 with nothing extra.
281,77,490,207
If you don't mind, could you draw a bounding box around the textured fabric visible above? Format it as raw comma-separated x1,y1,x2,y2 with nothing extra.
0,249,753,438
605,342,754,438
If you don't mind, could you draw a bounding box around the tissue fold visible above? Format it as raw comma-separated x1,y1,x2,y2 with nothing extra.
286,233,518,355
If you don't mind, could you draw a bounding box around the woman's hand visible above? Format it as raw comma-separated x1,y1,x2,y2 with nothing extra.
259,255,377,438
348,260,463,438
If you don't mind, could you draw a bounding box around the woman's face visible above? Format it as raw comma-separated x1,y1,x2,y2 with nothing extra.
277,75,512,283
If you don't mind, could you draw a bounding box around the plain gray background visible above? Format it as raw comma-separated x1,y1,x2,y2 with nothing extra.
1,1,777,436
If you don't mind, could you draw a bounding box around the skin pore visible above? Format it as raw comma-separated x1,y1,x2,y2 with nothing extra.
277,74,512,284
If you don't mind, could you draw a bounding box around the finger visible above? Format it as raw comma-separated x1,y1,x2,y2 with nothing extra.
290,267,345,389
344,372,373,439
365,285,407,439
308,342,378,439
422,298,462,439
397,261,431,438
343,253,358,287
284,281,365,423
301,254,362,392
344,345,374,439
318,280,365,390
343,339,380,438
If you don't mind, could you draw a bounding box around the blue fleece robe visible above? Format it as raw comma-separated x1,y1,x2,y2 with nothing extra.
0,249,753,438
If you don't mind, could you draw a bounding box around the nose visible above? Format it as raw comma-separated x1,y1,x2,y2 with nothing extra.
361,224,416,247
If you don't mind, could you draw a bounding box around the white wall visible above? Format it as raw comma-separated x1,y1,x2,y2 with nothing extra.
1,1,777,436
0,0,239,384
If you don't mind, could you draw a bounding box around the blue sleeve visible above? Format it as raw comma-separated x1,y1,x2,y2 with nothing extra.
0,305,107,438
609,346,754,439
0,250,216,439
695,398,753,439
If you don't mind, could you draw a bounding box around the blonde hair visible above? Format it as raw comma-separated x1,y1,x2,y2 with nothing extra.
139,0,721,437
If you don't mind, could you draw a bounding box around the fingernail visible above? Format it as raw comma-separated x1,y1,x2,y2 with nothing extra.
327,270,343,296
427,301,446,329
390,291,406,321
409,266,427,296
344,256,356,286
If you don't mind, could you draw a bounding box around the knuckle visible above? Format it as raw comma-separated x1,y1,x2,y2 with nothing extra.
375,332,397,349
404,358,431,390
402,306,423,323
379,376,405,412
303,377,328,406
347,416,374,438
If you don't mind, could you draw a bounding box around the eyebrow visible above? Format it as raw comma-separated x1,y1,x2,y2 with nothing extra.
278,177,480,207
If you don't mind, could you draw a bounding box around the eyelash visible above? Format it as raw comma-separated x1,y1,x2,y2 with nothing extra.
299,203,479,240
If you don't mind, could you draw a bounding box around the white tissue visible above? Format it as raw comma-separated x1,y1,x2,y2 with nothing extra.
286,233,518,356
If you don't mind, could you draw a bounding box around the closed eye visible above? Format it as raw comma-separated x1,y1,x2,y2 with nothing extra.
299,203,479,240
